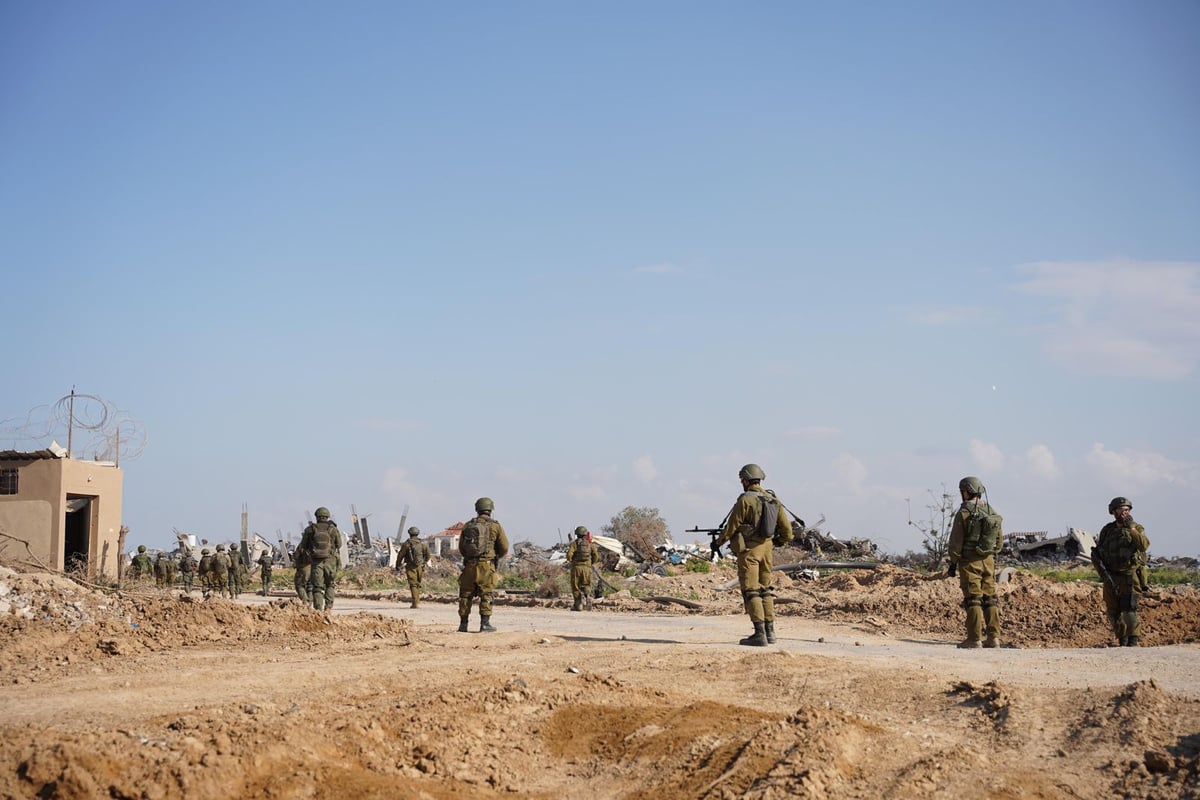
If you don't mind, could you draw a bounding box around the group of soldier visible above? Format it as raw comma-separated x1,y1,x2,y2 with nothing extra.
126,542,275,598
129,470,1154,649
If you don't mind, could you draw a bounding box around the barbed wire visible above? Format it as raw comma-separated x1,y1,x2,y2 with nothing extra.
0,390,147,464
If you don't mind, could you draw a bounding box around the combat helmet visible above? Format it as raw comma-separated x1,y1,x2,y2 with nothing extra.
959,476,985,496
201,548,210,555
216,544,226,552
314,506,331,520
474,497,494,513
408,526,421,537
738,463,765,482
1108,496,1133,514
574,526,588,538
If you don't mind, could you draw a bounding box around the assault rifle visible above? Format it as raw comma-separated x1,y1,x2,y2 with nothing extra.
1091,547,1136,611
685,526,726,559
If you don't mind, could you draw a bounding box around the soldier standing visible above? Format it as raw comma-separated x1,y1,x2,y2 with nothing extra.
153,552,169,588
292,544,312,604
198,548,213,597
457,497,510,632
257,550,274,595
228,543,245,596
130,545,153,581
565,526,600,611
947,476,1004,648
211,544,233,599
179,548,196,592
396,527,431,608
1092,496,1151,647
712,464,793,646
299,507,343,611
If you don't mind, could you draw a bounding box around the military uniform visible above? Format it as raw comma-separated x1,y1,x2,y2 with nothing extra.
714,465,793,646
130,547,153,581
457,498,510,632
198,549,213,596
1093,497,1150,646
947,477,1003,648
179,551,196,592
292,545,312,603
257,552,273,595
153,553,169,588
228,545,245,596
300,508,342,611
396,528,431,608
211,546,233,598
565,528,600,611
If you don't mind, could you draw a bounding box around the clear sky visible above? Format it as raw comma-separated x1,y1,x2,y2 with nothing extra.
3,2,1198,557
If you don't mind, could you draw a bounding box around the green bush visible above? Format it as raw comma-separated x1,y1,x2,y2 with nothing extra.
684,558,711,574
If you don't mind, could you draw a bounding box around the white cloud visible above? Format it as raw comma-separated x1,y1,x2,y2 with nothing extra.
1014,259,1200,379
1026,444,1059,480
568,485,608,502
632,454,658,482
785,425,842,441
1084,443,1196,489
633,262,683,274
969,439,1005,473
833,453,867,490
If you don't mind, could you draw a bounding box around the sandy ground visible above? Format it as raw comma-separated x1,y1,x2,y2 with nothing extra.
1,564,1198,799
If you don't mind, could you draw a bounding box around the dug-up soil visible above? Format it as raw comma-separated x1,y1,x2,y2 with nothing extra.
1,563,1198,799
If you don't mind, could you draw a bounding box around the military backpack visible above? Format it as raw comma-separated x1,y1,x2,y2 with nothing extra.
961,503,1003,557
309,522,334,559
459,517,492,560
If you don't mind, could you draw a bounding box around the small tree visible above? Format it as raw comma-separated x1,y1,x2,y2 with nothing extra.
907,485,958,569
602,506,670,562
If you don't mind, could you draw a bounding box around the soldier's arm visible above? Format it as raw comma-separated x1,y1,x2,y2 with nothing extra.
494,523,510,558
716,497,750,548
946,509,966,562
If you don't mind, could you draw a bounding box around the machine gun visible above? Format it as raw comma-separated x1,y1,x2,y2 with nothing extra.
686,512,733,559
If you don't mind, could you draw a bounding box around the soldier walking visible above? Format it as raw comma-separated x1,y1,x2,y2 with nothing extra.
198,548,213,597
179,548,196,592
153,552,169,589
299,507,342,611
130,545,153,582
211,544,233,599
257,550,273,595
565,526,600,611
1092,496,1151,646
457,498,509,632
396,527,431,608
228,543,245,596
712,464,793,646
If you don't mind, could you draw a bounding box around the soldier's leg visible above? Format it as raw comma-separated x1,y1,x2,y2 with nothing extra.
479,563,497,631
457,569,475,631
1101,582,1124,644
1119,576,1140,645
739,547,768,646
324,561,336,610
295,565,311,604
571,567,583,611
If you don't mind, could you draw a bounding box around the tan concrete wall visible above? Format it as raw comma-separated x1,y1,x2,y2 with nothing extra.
0,499,55,565
62,459,123,581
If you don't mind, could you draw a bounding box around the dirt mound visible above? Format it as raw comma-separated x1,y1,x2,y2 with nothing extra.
0,566,409,683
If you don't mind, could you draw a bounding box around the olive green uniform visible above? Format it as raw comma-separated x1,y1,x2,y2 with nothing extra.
947,499,1003,646
130,552,153,581
396,536,431,608
198,553,213,595
228,546,245,596
715,486,791,630
179,552,196,592
457,515,509,628
153,554,169,588
211,551,233,598
299,520,342,611
257,552,273,595
565,538,600,611
1093,519,1150,645
292,546,311,603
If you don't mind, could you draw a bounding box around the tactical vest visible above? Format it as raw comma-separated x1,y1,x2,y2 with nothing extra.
212,553,231,575
569,541,592,565
400,540,426,568
961,502,1003,557
309,522,334,559
459,517,494,560
1097,523,1140,572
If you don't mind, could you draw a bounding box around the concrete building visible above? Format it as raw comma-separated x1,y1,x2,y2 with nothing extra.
0,446,124,580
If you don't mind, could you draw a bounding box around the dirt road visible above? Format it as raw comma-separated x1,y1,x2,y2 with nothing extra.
1,566,1197,799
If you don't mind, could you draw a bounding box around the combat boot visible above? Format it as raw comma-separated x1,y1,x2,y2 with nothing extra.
571,598,582,612
584,595,593,611
479,616,497,633
1124,636,1139,647
739,621,768,647
457,617,469,633
983,636,1000,648
764,621,777,644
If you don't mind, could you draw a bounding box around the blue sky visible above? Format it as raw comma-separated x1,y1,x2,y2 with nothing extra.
3,2,1198,556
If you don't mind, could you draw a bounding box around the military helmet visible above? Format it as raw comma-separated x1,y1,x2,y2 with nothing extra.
314,506,331,520
216,544,226,551
137,544,146,552
1108,496,1133,514
201,548,210,555
574,526,588,538
474,497,494,513
738,463,765,482
959,476,985,495
408,526,420,537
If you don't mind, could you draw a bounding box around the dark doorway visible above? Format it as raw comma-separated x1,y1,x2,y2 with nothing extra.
65,495,92,573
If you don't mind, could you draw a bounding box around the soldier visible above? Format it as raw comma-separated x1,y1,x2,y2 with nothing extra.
947,476,1004,649
257,550,273,595
211,544,233,599
292,544,312,604
197,548,213,597
565,526,600,611
130,545,153,581
179,548,196,592
299,507,343,612
153,552,169,588
164,551,177,587
1092,496,1151,647
457,497,510,632
228,543,245,596
395,527,431,608
712,464,793,646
